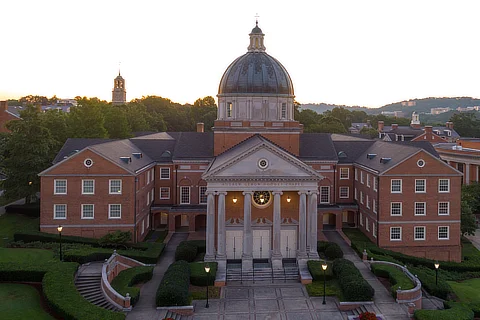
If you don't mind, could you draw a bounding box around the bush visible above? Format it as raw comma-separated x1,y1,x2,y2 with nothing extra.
98,231,132,248
189,262,217,286
111,266,154,306
5,203,40,217
414,301,474,320
175,243,198,263
332,258,374,301
325,243,344,260
14,231,98,246
370,264,415,298
307,260,334,281
156,261,190,307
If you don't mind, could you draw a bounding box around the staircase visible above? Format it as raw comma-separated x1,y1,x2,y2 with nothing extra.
346,304,377,317
75,271,121,311
226,260,299,283
159,310,193,320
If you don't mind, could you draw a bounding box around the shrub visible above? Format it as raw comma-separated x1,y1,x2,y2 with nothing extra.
370,264,415,298
414,301,474,320
409,265,452,300
332,258,374,301
156,261,191,307
190,262,217,286
324,243,344,260
5,203,40,217
98,231,132,248
175,243,198,262
307,260,334,281
111,266,154,306
14,231,98,246
317,241,330,253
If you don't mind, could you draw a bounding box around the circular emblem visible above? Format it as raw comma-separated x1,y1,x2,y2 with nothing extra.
252,191,271,208
417,159,425,168
258,158,269,169
84,158,94,168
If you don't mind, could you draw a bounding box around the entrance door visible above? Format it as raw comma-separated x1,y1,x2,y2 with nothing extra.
253,229,271,259
226,230,243,260
281,229,297,258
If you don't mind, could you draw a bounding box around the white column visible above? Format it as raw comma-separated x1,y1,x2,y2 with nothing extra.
466,163,470,185
216,191,227,260
308,191,319,259
272,191,283,269
242,191,253,270
205,192,215,261
298,191,308,259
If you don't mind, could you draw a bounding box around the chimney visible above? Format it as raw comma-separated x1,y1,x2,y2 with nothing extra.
378,121,384,132
196,122,204,133
425,126,432,133
392,124,398,130
0,101,7,111
446,121,454,129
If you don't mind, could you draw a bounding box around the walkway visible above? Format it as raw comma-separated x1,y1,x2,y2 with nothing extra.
126,232,188,320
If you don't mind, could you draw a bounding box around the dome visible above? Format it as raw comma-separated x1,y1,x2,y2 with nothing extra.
251,25,263,34
218,52,294,96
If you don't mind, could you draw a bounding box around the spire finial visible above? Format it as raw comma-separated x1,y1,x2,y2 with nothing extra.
255,13,259,26
118,62,121,76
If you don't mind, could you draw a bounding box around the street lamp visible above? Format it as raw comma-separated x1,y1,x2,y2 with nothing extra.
434,261,440,285
204,263,211,308
322,262,328,305
57,225,63,261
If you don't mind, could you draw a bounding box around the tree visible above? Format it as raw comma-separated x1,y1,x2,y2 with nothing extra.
312,116,347,133
102,105,132,139
450,113,480,137
67,98,108,138
193,96,216,108
461,183,480,236
360,127,379,139
295,109,323,132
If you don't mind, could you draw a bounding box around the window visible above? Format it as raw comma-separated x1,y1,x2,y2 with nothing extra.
141,220,145,235
355,168,358,181
373,177,378,192
147,171,150,184
227,102,233,118
109,180,122,194
390,227,402,241
360,191,364,204
147,192,150,205
366,174,370,187
339,187,349,198
439,179,450,193
354,188,358,200
414,226,426,240
458,163,464,172
391,202,402,216
373,223,376,238
373,199,377,214
438,202,450,215
109,204,121,219
340,168,349,179
415,179,426,193
160,187,170,199
281,103,287,119
438,226,449,240
54,180,67,194
366,217,370,231
360,212,363,226
366,195,370,208
160,168,170,180
82,180,94,195
415,202,426,216
180,186,190,204
54,204,66,219
320,186,330,204
361,171,364,184
81,204,94,219
151,189,154,203
199,186,208,204
391,179,402,193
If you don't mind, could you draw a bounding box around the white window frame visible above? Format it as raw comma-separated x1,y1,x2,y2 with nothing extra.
366,174,370,187
366,217,370,231
391,202,402,216
160,187,170,200
81,204,94,219
180,186,191,204
54,179,67,195
373,177,378,192
414,202,426,216
438,202,450,216
390,227,402,241
147,192,150,206
438,226,449,240
199,186,208,204
438,179,450,193
355,168,358,181
415,179,426,193
354,188,358,200
109,179,122,194
151,189,154,203
320,186,330,204
226,102,233,118
147,170,150,184
361,171,364,184
360,212,363,226
141,220,145,235
160,168,170,180
339,187,349,199
414,226,426,241
360,191,364,204
82,179,95,195
366,195,370,209
373,199,377,214
373,222,377,238
340,168,349,180
391,179,402,193
281,103,287,119
108,204,122,219
53,204,67,219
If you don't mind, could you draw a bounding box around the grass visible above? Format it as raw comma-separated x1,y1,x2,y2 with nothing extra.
0,213,39,247
305,279,343,299
0,247,55,263
0,283,55,320
462,242,480,263
448,278,480,304
188,285,220,300
155,230,168,243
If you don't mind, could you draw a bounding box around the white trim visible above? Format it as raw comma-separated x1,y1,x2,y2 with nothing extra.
81,204,95,219
414,202,426,216
339,186,349,199
438,179,450,193
180,186,191,204
160,187,170,200
414,226,426,241
391,179,402,193
54,179,67,195
108,204,122,219
390,202,402,216
54,204,67,219
340,168,349,180
199,186,208,204
160,167,171,180
320,186,330,204
415,179,426,193
109,179,122,194
438,202,450,216
390,226,402,241
438,226,450,240
82,179,95,195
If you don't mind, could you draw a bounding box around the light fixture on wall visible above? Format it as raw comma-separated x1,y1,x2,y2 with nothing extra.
259,194,265,203
287,196,291,203
232,197,237,204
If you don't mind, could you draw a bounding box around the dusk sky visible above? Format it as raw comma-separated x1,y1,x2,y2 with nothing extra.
1,0,479,108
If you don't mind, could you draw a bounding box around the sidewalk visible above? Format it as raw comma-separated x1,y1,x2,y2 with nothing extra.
126,232,188,320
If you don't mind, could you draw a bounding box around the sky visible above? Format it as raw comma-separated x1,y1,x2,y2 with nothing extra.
1,0,479,108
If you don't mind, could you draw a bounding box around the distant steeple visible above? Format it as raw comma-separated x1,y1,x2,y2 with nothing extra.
112,70,126,105
248,19,266,52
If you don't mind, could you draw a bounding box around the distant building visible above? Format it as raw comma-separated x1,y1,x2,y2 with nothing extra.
381,111,404,117
112,72,126,105
431,107,451,115
401,101,416,107
456,106,479,112
349,121,372,134
0,101,21,133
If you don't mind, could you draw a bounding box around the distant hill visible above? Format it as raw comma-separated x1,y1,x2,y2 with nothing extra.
300,103,370,114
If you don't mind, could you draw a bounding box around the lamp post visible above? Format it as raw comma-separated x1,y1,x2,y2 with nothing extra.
322,262,328,305
204,263,211,308
57,225,63,261
434,261,440,285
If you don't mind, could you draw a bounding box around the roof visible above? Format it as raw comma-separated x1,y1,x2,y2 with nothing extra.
431,126,460,138
53,138,115,163
299,133,338,161
333,140,376,163
382,126,423,136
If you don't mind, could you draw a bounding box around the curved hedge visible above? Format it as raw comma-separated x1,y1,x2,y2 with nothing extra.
156,260,190,307
111,266,154,306
332,258,374,301
370,264,414,298
414,301,474,320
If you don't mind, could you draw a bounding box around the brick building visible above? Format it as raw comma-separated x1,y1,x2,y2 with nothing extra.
39,23,463,278
435,138,480,185
0,101,20,132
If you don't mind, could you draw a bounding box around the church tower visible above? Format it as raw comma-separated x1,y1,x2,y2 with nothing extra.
112,72,126,105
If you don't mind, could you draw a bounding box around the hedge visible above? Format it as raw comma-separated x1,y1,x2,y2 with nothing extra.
156,261,191,307
190,262,217,286
0,262,125,320
5,203,40,217
317,241,344,260
111,266,154,306
408,265,453,300
332,258,374,301
370,264,415,298
307,260,334,281
414,301,474,320
175,243,198,262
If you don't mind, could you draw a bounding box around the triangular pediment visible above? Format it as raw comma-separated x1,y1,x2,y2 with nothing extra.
203,135,323,181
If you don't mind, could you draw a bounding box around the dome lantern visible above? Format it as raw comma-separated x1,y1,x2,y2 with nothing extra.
248,21,266,53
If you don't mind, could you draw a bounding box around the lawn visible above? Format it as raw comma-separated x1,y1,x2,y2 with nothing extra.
0,283,55,320
306,279,343,299
0,213,39,247
189,285,221,300
0,247,55,263
448,278,480,304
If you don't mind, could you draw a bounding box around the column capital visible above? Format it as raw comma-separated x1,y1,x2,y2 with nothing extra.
205,190,216,196
272,191,283,196
216,191,228,196
308,190,319,195
242,191,253,196
298,190,308,195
